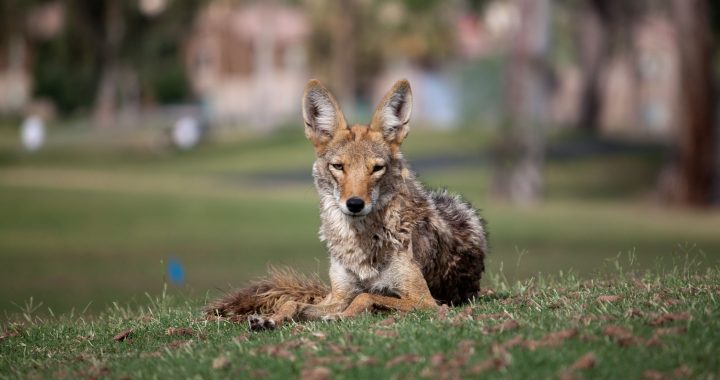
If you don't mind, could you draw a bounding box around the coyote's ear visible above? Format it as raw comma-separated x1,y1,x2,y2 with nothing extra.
371,79,412,145
302,79,346,149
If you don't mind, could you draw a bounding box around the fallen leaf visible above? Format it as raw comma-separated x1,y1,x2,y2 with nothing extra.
648,312,691,326
430,353,445,367
569,352,596,370
212,354,230,370
261,345,296,361
457,339,475,352
642,369,667,380
575,314,613,325
468,356,508,374
498,335,525,350
625,308,644,318
311,331,327,340
437,304,450,321
166,327,195,336
559,352,597,380
478,288,496,297
603,325,637,347
483,319,520,334
113,329,133,342
475,311,513,321
377,317,396,326
673,365,692,378
0,330,20,341
386,354,421,367
663,299,681,306
450,306,475,324
301,366,331,380
524,329,578,350
374,329,398,338
357,356,378,366
165,339,192,350
653,326,687,337
644,337,663,348
597,295,621,303
326,343,344,355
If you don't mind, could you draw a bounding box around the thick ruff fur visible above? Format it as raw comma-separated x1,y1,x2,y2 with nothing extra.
206,79,487,329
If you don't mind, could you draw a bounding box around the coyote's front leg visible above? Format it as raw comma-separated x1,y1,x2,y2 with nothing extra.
325,253,438,320
248,276,356,331
248,296,345,331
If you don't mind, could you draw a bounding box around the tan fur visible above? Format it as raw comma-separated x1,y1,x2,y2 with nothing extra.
204,267,328,321
206,79,487,330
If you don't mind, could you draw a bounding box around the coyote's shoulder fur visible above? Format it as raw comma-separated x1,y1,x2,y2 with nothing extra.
207,79,487,329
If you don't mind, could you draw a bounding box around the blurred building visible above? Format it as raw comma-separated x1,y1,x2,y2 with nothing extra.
0,39,31,115
610,16,679,135
456,2,681,137
186,2,309,128
0,2,64,118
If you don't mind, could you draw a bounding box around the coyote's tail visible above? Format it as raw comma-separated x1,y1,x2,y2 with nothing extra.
205,267,329,319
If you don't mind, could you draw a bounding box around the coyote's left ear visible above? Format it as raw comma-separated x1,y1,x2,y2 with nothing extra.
371,79,412,145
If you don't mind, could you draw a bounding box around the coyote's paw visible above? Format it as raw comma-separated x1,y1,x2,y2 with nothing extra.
248,315,277,331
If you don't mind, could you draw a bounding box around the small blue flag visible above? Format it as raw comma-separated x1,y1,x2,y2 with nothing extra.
167,257,186,285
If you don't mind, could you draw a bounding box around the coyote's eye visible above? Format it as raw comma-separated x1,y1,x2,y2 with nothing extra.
372,165,385,173
330,163,344,171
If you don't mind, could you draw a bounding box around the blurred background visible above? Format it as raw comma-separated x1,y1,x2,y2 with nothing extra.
1,0,719,319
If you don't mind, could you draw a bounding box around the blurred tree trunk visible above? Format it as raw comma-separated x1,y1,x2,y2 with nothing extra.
576,0,609,133
492,0,552,204
660,0,717,205
330,0,356,115
93,0,124,129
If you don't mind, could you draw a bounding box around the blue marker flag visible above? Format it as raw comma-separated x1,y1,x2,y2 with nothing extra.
167,257,186,285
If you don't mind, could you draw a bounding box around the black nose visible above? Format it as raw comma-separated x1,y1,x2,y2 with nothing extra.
346,197,365,213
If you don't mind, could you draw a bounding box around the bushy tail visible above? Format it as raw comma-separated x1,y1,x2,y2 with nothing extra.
205,267,329,320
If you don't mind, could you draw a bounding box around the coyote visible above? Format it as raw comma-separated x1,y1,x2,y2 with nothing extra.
207,79,488,330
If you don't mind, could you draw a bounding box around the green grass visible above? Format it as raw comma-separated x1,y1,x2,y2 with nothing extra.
1,263,718,379
0,125,718,320
1,125,719,377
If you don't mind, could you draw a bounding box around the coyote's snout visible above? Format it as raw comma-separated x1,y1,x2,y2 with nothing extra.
207,79,488,330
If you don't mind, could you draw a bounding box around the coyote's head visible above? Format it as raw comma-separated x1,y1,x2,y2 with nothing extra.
302,79,412,217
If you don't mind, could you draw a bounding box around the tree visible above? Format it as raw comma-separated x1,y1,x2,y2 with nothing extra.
492,0,553,204
664,0,717,205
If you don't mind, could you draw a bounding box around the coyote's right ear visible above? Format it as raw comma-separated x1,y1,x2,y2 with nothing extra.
302,80,345,150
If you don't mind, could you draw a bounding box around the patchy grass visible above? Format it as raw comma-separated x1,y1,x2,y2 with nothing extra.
1,262,718,379
1,127,719,317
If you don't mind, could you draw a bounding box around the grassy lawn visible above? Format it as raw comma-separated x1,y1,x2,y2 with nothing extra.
1,125,719,378
1,265,718,378
0,125,719,321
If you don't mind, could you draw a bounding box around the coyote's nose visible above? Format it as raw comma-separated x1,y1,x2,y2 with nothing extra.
346,197,365,213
